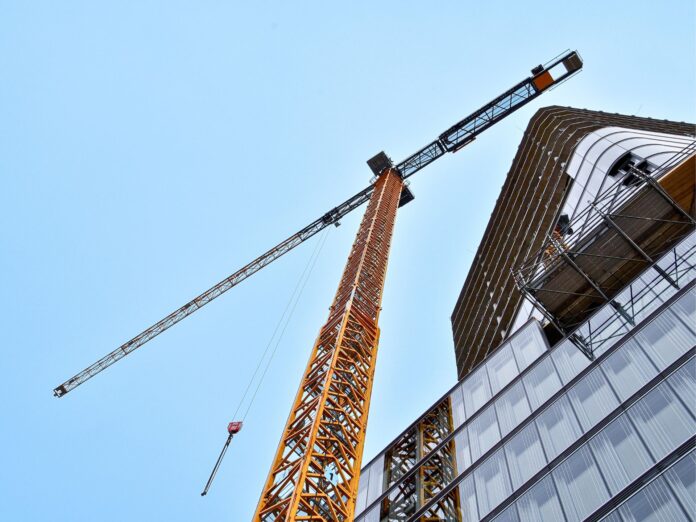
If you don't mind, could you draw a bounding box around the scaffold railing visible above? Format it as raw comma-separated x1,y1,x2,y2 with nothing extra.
514,141,696,359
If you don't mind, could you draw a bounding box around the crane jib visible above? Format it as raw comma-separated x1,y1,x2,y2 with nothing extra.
53,50,582,398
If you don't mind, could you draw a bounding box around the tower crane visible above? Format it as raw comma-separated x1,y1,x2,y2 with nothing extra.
53,51,583,520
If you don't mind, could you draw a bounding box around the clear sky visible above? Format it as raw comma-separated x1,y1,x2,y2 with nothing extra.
1,1,694,520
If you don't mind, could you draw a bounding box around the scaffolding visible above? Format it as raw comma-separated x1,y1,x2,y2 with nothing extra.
514,142,695,359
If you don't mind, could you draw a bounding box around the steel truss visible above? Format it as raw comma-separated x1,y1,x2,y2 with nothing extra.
254,170,403,521
514,144,696,359
381,399,460,522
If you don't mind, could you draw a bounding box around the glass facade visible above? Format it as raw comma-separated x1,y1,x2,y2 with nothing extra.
355,232,696,522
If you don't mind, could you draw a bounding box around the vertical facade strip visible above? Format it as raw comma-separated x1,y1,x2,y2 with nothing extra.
254,170,403,521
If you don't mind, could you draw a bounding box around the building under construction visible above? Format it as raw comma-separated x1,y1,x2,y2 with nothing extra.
355,107,696,521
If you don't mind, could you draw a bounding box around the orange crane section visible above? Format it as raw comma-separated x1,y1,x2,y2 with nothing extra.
254,169,403,521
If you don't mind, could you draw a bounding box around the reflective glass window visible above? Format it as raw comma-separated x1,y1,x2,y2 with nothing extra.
474,449,512,517
450,385,466,428
666,358,696,417
551,339,590,384
636,309,694,370
469,404,500,461
356,464,370,513
487,342,519,395
590,414,653,494
536,396,583,460
523,357,562,410
568,367,619,431
664,451,696,514
461,366,492,417
517,475,565,521
628,381,695,462
601,339,658,401
454,427,472,473
553,445,610,522
511,324,546,370
673,290,695,330
496,381,532,437
505,422,547,489
366,455,384,504
617,476,686,521
458,474,478,521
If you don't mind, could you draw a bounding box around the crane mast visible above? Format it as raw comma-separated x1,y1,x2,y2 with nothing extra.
255,169,403,521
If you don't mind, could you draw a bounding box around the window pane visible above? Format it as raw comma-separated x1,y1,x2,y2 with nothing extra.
552,339,591,384
618,476,686,522
590,414,653,494
553,445,610,522
356,464,370,513
517,475,565,521
496,381,532,437
666,358,696,417
628,381,695,462
673,290,695,330
469,405,501,461
366,455,384,503
636,309,695,370
536,396,583,460
505,423,547,489
474,449,512,517
451,384,466,428
568,368,619,431
458,474,478,522
488,343,520,395
454,428,472,473
601,339,658,401
511,324,546,370
664,451,696,514
462,366,492,417
524,357,562,410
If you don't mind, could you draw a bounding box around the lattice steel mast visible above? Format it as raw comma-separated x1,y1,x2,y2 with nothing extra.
254,169,402,521
54,51,582,398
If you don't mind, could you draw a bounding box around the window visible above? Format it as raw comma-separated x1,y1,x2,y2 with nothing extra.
664,451,696,514
356,465,370,513
551,339,590,384
469,405,501,461
462,366,492,417
474,449,512,517
666,358,696,417
505,423,547,489
536,396,583,460
553,445,610,522
454,428,472,473
517,475,565,521
523,357,562,410
672,289,695,328
450,385,466,428
568,368,619,431
628,381,695,462
496,381,532,437
366,455,384,504
636,309,694,370
458,474,478,521
601,339,658,401
511,324,546,370
617,476,687,521
590,414,653,494
487,343,519,395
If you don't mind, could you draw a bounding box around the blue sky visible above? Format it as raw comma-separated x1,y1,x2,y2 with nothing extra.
1,1,694,520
